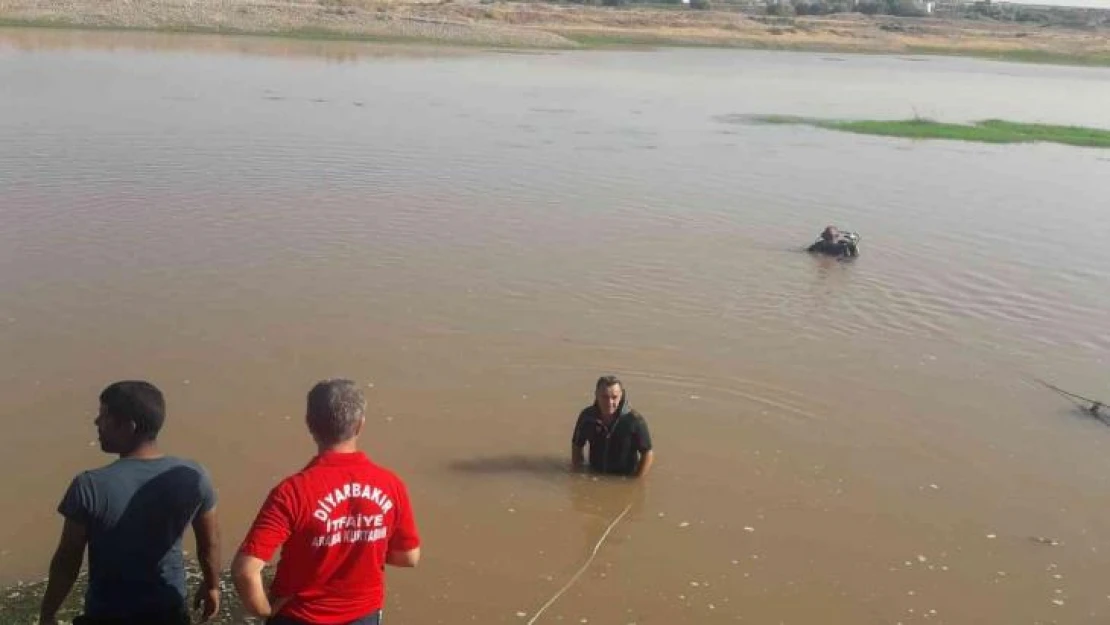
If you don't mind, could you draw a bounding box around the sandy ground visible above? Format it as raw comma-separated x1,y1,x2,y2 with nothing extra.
2,0,1110,61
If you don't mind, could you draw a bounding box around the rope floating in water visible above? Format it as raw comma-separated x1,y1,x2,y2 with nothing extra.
524,501,634,625
1034,378,1105,417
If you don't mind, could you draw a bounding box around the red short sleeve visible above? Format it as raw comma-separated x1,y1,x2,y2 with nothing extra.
239,481,297,562
388,480,420,553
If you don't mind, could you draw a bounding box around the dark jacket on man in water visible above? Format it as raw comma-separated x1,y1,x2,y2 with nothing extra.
571,394,653,476
807,226,859,258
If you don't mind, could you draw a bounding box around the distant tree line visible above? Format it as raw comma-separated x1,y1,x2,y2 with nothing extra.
588,0,713,8
543,0,1110,24
765,0,926,17
961,1,1110,27
566,0,927,16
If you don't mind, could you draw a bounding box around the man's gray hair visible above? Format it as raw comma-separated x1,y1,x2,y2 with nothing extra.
306,379,367,446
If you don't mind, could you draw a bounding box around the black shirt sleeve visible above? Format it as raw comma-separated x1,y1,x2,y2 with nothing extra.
197,465,218,515
632,413,653,452
58,473,95,526
572,410,590,447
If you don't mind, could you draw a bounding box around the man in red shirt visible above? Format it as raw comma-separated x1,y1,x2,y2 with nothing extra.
232,379,421,625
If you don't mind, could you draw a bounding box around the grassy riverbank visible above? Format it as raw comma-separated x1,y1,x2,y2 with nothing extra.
751,116,1110,148
2,0,1110,66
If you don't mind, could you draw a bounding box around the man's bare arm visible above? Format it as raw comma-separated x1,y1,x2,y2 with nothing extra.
386,546,421,567
635,450,655,478
39,519,87,624
231,553,274,618
192,507,222,622
571,444,586,471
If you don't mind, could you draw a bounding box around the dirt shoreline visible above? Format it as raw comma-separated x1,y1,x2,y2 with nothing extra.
0,565,260,625
2,0,1110,65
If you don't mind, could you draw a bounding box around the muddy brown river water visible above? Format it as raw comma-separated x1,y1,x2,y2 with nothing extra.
1,27,1109,624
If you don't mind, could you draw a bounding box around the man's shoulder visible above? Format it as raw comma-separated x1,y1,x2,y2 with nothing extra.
272,466,312,494
164,455,204,467
361,460,410,490
64,457,215,519
79,459,138,485
87,456,206,474
99,458,214,498
159,455,210,475
278,456,409,489
577,405,599,420
63,467,101,495
81,458,126,477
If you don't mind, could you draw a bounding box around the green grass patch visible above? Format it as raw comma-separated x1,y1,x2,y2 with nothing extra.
557,30,670,47
906,45,1110,67
750,115,1110,148
557,29,731,48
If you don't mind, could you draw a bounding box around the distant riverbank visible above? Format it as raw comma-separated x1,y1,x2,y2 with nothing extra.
2,0,1110,65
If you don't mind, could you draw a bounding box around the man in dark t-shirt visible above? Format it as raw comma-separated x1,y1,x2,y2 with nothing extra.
39,381,222,625
572,376,654,477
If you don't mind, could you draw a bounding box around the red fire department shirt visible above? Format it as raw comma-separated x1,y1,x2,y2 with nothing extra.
238,451,420,624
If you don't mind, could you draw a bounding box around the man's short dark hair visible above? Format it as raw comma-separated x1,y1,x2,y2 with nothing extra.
306,379,367,446
99,381,166,441
595,375,623,393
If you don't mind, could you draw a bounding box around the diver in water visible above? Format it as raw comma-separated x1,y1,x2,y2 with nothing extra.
807,225,859,258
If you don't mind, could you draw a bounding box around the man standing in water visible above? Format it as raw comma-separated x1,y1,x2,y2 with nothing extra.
233,379,420,625
39,381,222,625
572,375,655,478
806,225,859,258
